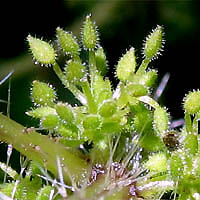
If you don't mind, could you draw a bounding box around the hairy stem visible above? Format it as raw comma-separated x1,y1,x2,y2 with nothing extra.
89,50,97,78
53,62,87,105
0,113,90,185
89,50,97,91
136,58,150,75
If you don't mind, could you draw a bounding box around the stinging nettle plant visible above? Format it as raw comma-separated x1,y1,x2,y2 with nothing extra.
0,14,200,200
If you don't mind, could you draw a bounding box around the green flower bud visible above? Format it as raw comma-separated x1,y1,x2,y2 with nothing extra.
142,70,158,87
98,100,117,118
57,124,77,139
145,152,168,173
65,60,85,84
192,157,200,176
26,106,56,119
95,47,107,76
55,103,74,123
83,115,100,130
41,114,59,129
143,25,164,60
56,27,79,56
116,47,136,82
183,133,198,155
183,91,200,114
82,14,99,50
169,152,184,179
27,35,56,65
31,81,56,106
93,75,112,104
101,118,121,134
153,107,169,135
129,70,157,87
127,83,148,97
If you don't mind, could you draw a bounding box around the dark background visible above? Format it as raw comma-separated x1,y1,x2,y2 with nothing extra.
0,0,199,126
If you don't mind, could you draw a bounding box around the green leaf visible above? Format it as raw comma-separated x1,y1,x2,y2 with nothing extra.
93,74,112,104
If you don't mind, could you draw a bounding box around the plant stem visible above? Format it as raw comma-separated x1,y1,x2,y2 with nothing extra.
136,58,150,75
53,62,64,81
184,112,192,133
0,113,90,185
89,50,97,78
81,80,97,113
53,62,87,105
89,50,97,89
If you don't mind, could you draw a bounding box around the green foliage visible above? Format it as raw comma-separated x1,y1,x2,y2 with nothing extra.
1,14,200,200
